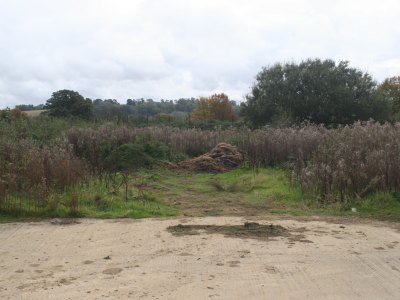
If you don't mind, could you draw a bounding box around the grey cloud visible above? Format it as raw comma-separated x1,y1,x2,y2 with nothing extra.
0,0,399,108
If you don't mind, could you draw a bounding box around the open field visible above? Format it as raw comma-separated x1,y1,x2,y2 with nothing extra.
23,110,47,117
1,216,399,299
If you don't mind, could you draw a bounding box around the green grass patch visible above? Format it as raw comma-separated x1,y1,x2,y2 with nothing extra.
2,167,400,222
0,175,177,222
142,167,310,216
212,167,303,202
348,192,400,221
146,167,400,220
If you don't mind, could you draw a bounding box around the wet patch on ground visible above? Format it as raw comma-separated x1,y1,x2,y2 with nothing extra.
167,222,308,242
50,218,81,225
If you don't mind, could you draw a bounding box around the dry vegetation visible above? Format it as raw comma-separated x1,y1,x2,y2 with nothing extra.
1,121,400,216
0,138,87,212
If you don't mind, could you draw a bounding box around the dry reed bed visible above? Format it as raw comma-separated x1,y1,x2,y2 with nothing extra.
299,123,400,201
1,122,400,211
65,122,400,202
0,138,86,211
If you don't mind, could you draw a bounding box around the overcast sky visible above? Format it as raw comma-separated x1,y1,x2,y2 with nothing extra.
0,0,399,108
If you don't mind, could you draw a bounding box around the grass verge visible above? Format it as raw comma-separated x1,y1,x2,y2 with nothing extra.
0,176,177,222
1,167,400,222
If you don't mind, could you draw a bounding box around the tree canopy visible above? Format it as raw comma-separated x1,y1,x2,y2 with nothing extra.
45,89,94,119
191,93,238,122
241,59,390,127
377,76,400,120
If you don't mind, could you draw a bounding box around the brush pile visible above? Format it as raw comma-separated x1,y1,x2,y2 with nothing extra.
179,143,244,173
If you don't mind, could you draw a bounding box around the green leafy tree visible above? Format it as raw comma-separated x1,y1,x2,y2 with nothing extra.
377,76,400,120
45,90,94,119
241,59,389,127
104,141,169,201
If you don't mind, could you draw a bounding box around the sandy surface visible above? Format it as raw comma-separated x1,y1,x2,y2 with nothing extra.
0,216,400,300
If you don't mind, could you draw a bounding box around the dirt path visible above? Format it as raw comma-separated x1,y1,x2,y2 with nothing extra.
1,216,399,299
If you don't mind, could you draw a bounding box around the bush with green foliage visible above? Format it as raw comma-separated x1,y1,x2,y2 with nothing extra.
106,140,170,173
377,76,400,121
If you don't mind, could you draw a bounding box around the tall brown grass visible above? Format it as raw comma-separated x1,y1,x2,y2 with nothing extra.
66,124,327,169
0,137,86,211
297,122,400,202
66,122,400,202
2,121,400,212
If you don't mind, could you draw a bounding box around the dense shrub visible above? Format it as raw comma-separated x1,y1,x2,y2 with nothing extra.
105,140,170,172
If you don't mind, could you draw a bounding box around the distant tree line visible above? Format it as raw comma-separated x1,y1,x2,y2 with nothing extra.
15,104,45,111
14,90,241,127
92,97,198,123
11,58,400,128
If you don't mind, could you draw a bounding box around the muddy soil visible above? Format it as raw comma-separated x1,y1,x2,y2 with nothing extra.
169,222,299,239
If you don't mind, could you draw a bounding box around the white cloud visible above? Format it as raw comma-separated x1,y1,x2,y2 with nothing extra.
0,0,399,108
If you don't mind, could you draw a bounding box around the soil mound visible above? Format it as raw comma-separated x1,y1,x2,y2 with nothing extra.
179,143,244,173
